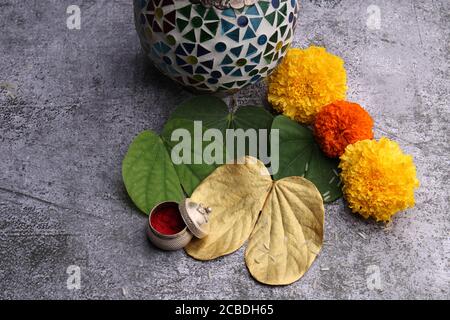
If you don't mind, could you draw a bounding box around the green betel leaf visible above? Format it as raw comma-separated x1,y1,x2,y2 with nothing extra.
230,106,274,163
271,116,343,203
169,95,229,133
164,96,274,193
161,118,221,196
122,130,184,214
231,106,274,131
169,96,274,134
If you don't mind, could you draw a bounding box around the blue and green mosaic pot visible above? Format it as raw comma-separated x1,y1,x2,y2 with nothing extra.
134,0,299,93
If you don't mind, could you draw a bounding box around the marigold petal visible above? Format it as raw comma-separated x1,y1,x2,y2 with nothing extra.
314,101,374,158
268,46,348,124
339,138,420,222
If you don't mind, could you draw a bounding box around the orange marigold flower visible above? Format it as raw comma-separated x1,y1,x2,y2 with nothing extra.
339,138,420,222
313,101,374,158
268,46,347,124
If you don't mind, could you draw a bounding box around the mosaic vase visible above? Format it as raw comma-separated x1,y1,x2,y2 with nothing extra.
133,0,299,93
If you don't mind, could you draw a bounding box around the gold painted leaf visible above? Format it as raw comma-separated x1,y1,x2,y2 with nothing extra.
185,157,272,260
245,177,324,285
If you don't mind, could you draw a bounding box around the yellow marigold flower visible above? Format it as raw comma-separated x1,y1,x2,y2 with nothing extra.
268,46,347,124
339,138,419,222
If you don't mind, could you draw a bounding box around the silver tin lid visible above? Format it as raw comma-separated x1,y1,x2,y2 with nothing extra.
178,198,212,239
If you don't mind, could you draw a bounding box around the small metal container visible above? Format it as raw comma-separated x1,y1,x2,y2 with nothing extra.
147,198,211,251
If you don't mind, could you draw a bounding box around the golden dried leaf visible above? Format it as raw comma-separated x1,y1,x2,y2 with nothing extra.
185,158,325,286
185,157,272,260
245,177,324,285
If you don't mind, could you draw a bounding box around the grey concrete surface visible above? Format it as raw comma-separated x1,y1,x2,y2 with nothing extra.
0,0,449,299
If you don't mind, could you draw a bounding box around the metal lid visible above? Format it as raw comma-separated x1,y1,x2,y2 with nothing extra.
178,198,212,239
189,0,258,10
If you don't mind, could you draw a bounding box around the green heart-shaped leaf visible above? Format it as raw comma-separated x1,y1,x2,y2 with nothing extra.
169,96,274,135
122,130,184,214
272,115,343,203
169,95,229,132
161,118,221,195
170,96,273,159
231,106,274,131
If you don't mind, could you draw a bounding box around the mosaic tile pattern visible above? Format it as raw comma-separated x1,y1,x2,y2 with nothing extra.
134,0,299,93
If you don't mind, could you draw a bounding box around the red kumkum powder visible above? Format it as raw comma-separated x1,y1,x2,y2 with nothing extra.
150,204,186,235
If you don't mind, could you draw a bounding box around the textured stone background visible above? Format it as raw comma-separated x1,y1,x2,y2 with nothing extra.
0,0,448,299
